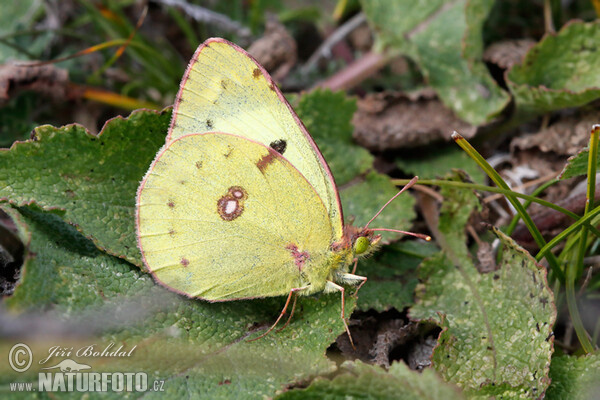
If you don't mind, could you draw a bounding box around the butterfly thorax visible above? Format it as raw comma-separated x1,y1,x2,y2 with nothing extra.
289,226,378,296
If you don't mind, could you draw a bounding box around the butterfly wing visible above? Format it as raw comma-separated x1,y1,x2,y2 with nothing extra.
168,38,343,240
136,133,336,300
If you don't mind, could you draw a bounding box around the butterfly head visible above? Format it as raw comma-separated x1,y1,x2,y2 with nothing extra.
352,228,382,258
343,177,430,259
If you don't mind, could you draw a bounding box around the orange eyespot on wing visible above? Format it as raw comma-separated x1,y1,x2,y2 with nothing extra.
217,186,248,221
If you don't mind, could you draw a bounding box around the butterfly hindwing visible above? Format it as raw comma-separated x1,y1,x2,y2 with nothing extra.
136,133,335,300
168,38,343,240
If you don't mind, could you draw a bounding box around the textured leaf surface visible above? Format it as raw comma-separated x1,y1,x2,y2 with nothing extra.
1,206,351,399
507,21,600,115
559,144,595,180
277,360,465,400
546,354,600,400
295,89,373,186
361,0,509,125
0,110,170,264
410,184,556,399
356,241,438,312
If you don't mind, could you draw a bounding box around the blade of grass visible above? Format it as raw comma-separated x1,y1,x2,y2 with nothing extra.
568,125,599,353
395,178,579,220
78,0,178,89
393,178,600,239
504,179,559,235
167,7,200,51
78,85,161,110
89,6,149,82
451,131,564,282
535,205,600,262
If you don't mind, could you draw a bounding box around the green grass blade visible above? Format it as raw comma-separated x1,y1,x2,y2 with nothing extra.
451,132,564,282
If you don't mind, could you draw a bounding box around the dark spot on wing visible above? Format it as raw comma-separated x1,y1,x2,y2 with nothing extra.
195,161,202,169
167,201,175,208
206,119,213,129
181,258,189,267
252,68,261,79
269,139,287,155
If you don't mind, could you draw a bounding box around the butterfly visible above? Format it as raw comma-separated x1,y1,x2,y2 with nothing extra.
135,38,427,344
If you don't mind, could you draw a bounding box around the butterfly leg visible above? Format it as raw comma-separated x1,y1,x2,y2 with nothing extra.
336,272,367,298
351,258,358,274
248,286,308,342
353,275,368,298
276,293,298,333
325,281,356,349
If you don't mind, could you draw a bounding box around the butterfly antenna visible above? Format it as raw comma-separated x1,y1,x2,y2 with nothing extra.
370,228,431,241
364,176,420,229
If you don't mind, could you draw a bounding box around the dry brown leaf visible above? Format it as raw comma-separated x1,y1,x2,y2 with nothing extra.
483,39,536,69
511,112,599,156
0,63,69,104
247,17,297,81
352,90,475,151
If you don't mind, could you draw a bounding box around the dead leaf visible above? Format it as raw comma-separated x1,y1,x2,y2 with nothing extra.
0,63,69,105
483,39,536,69
247,17,297,81
353,90,475,151
511,112,599,156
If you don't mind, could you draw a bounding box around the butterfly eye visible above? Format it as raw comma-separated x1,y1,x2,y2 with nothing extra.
354,236,370,255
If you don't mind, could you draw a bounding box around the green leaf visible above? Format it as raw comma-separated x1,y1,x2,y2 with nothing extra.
0,109,170,264
507,21,600,115
436,175,481,257
396,145,486,185
277,360,465,399
296,89,374,186
360,0,445,49
1,205,353,399
361,0,510,125
410,182,556,398
546,353,600,400
462,0,496,60
357,241,438,312
559,143,595,180
341,171,416,243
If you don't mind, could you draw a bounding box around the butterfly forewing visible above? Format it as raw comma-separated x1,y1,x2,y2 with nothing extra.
168,38,343,240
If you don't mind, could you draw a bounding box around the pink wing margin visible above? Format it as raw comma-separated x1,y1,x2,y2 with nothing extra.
166,37,344,227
